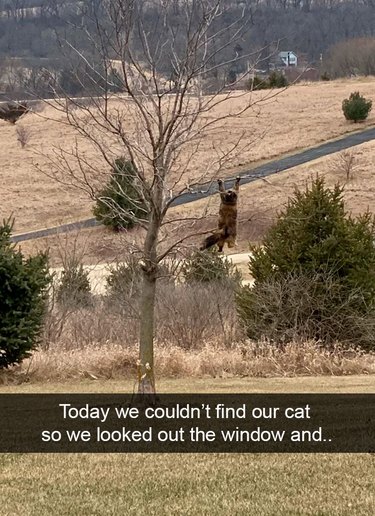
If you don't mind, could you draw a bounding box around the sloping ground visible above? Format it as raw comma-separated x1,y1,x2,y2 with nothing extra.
11,124,375,244
17,135,375,266
2,77,375,233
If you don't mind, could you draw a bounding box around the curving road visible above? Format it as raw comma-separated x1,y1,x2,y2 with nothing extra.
11,125,375,243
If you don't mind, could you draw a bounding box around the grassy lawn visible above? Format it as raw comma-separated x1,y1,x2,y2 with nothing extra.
1,453,373,516
1,376,374,515
0,375,375,393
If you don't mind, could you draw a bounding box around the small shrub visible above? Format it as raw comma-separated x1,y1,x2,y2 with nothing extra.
158,256,181,283
248,76,269,90
57,263,92,308
0,219,50,368
0,102,29,124
157,283,240,349
59,69,83,96
106,255,143,300
320,72,330,81
106,255,177,310
268,71,288,88
342,91,372,122
16,125,31,148
237,177,375,350
93,158,148,231
182,249,242,287
226,69,237,85
247,72,287,90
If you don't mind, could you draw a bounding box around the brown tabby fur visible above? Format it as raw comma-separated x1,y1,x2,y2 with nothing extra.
200,177,240,252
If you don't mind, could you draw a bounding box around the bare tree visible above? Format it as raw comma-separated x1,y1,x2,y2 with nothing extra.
38,0,283,393
331,149,359,182
323,37,375,79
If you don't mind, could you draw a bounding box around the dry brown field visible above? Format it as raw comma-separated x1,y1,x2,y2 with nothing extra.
18,135,375,269
2,76,375,236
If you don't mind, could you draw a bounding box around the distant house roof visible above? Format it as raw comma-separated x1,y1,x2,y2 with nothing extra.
278,51,298,67
279,51,297,59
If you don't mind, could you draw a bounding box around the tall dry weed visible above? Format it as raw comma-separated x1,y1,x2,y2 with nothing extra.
2,274,374,384
2,340,374,384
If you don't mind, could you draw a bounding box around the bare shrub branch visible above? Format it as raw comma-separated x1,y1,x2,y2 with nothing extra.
16,125,31,148
330,149,359,182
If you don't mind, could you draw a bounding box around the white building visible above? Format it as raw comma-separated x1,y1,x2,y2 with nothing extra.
278,51,298,67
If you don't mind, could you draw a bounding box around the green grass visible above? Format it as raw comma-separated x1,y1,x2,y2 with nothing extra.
1,377,374,516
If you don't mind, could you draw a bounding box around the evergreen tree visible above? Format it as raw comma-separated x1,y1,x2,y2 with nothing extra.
57,263,91,308
248,76,269,90
182,249,242,287
0,220,50,367
93,158,148,231
106,256,143,300
342,92,372,122
237,178,375,349
268,71,288,88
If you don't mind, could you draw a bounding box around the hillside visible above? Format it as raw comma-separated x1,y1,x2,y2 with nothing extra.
2,77,375,239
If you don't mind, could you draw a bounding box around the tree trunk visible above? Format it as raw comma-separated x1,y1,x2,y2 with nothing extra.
138,266,157,395
137,210,160,395
137,158,164,396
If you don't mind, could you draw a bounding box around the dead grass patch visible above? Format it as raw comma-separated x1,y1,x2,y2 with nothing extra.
18,135,375,266
0,444,374,516
3,77,375,233
1,340,374,385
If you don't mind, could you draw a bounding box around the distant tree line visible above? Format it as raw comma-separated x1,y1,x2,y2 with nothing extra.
323,37,375,78
0,1,373,62
1,0,375,97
